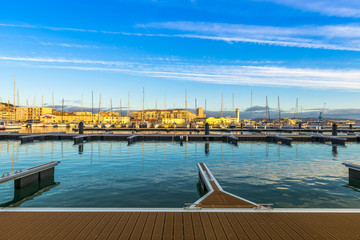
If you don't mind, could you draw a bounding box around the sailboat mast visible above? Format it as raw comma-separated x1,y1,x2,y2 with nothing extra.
251,90,253,120
205,99,207,115
110,97,113,123
127,92,130,115
91,91,94,123
13,75,16,122
220,93,223,118
232,93,234,118
142,87,145,122
185,89,187,112
98,94,101,124
266,96,268,120
278,96,281,122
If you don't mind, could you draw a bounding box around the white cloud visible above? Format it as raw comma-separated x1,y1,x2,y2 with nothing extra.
39,42,100,49
3,21,360,51
266,0,360,18
137,21,360,51
2,55,360,90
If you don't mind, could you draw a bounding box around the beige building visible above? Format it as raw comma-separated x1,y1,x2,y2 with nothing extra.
15,107,53,121
130,108,204,122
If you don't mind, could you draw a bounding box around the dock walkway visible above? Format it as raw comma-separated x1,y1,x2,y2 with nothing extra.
1,210,360,239
193,163,258,209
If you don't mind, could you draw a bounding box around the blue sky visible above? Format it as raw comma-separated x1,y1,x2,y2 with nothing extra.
1,0,360,118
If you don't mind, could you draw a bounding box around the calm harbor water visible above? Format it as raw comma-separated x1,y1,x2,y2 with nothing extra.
0,140,359,208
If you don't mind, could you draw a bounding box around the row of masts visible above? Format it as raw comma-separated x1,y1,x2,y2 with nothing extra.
7,77,308,122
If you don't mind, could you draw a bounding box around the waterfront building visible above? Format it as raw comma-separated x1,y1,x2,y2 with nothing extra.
130,108,203,122
16,107,53,122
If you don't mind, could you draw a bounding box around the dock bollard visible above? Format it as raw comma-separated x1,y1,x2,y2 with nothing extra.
332,123,337,136
79,122,84,135
205,123,210,135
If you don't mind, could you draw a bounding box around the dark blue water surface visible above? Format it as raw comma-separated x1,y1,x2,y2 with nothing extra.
0,140,359,208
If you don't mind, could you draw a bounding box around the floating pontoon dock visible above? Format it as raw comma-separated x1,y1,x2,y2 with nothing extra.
192,163,258,209
1,162,360,239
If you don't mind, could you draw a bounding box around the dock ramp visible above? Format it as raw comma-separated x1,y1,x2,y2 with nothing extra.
191,163,258,209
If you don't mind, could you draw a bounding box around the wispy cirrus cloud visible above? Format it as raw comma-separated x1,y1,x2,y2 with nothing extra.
265,0,360,18
2,55,360,90
3,21,360,51
39,42,100,49
136,21,360,51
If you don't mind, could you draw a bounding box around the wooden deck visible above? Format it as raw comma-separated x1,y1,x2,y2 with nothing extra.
194,163,258,209
1,210,360,239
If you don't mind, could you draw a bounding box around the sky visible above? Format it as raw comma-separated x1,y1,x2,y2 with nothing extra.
1,0,360,118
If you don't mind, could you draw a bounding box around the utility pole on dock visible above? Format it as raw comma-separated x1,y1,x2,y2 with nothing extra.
61,98,64,123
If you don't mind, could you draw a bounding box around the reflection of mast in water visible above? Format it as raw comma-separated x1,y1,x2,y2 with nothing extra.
184,142,187,167
232,144,234,162
250,143,253,163
98,142,101,162
61,142,64,160
90,142,94,165
109,142,112,160
51,142,53,161
296,143,299,160
277,143,280,161
195,142,197,161
265,143,269,160
221,142,223,162
142,141,144,169
127,142,129,164
11,142,15,172
163,143,166,162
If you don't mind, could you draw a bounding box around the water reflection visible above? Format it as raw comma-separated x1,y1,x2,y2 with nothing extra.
78,144,84,154
332,146,338,157
1,140,360,208
205,143,209,155
0,180,59,207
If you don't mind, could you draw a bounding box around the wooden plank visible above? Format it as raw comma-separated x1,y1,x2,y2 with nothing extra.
225,212,250,240
52,212,92,240
292,213,338,240
65,212,108,239
233,213,261,240
265,213,301,239
84,212,115,240
173,212,184,240
249,213,283,240
140,212,157,240
118,212,141,239
183,212,195,240
40,212,82,240
200,212,217,240
130,212,149,240
280,213,323,240
93,212,124,240
0,212,40,235
207,212,227,240
151,212,165,240
60,212,99,240
192,212,206,240
216,212,239,240
28,212,75,240
7,213,56,240
106,212,132,239
241,213,271,240
163,212,174,239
